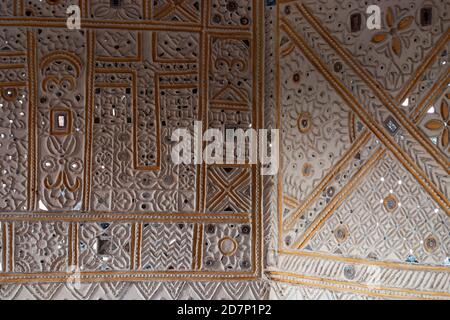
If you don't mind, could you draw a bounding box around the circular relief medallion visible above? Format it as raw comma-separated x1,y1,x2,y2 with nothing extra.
241,225,251,235
383,194,399,212
226,0,238,12
297,112,312,134
424,235,439,253
2,88,18,102
219,237,238,256
206,224,216,234
334,225,349,243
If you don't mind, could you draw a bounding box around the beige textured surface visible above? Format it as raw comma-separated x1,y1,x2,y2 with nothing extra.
0,0,449,300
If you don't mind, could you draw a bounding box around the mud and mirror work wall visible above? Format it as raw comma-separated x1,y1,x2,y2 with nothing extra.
0,0,449,299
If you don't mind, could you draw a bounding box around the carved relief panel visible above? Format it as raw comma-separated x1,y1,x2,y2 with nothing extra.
0,0,264,294
0,0,448,300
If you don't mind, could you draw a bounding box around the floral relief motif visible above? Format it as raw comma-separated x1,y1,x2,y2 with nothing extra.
279,43,351,204
300,0,450,95
420,94,450,155
203,224,252,271
0,28,28,212
371,7,414,56
423,99,449,149
91,0,143,20
14,222,69,273
210,0,252,27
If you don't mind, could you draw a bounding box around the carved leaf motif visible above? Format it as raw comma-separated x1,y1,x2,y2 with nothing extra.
441,100,449,120
47,136,61,156
124,6,141,19
62,135,77,155
397,16,414,31
93,6,111,18
386,7,394,28
442,128,449,148
424,119,443,130
391,36,401,56
372,33,387,43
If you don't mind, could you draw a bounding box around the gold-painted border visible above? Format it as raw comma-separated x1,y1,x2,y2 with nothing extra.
268,271,450,300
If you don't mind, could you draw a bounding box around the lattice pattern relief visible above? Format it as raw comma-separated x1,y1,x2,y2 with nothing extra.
0,0,264,291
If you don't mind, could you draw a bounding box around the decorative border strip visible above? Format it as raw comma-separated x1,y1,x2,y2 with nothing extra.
82,30,95,211
0,272,259,284
0,17,256,34
26,30,37,212
0,213,252,223
268,271,450,300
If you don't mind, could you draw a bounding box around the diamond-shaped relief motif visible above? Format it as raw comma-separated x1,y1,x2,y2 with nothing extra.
305,153,450,266
78,223,132,271
384,116,400,135
151,0,201,23
206,166,253,214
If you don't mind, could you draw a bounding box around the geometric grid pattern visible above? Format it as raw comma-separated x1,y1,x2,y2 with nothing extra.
0,0,264,289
